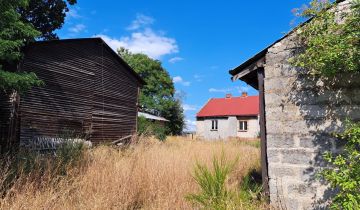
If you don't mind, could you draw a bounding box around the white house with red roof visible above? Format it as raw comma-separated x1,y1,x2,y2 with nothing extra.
196,93,259,140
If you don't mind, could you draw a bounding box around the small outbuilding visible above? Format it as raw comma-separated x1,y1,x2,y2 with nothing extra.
229,0,359,208
0,38,145,152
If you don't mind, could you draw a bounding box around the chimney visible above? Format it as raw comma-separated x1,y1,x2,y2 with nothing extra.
241,92,248,97
225,93,232,98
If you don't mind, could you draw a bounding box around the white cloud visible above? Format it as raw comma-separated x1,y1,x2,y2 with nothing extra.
173,76,190,86
173,76,183,83
95,14,178,59
97,29,178,59
183,104,197,111
209,88,233,93
169,57,183,64
236,86,250,93
67,8,82,19
185,119,196,131
69,24,86,33
208,86,251,94
127,14,155,30
194,74,204,82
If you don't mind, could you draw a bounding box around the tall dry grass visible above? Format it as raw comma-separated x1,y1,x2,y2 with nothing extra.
0,137,262,209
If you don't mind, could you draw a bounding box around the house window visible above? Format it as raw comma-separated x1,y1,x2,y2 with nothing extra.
239,121,248,131
211,120,218,130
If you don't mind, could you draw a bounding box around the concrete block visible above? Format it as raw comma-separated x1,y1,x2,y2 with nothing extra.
267,134,296,149
267,149,281,163
268,165,297,177
281,149,315,165
287,183,317,197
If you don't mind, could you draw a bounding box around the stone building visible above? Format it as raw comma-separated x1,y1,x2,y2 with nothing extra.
196,93,259,140
229,0,359,209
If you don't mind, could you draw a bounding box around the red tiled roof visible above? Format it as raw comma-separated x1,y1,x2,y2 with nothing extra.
196,96,259,117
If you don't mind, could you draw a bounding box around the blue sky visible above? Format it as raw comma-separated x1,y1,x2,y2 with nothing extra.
56,0,309,131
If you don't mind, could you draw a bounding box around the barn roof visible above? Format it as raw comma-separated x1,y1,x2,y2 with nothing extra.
196,95,259,117
28,38,146,85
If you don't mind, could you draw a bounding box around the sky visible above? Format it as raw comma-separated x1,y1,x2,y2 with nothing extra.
56,0,310,131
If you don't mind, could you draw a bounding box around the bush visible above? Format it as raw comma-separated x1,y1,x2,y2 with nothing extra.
290,0,360,77
137,116,167,141
320,121,360,210
238,168,263,202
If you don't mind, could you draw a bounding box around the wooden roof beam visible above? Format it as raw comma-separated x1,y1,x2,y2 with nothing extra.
231,56,265,82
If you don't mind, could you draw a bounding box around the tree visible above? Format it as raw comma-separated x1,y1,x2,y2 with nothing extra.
118,48,185,135
19,0,77,40
290,0,360,76
0,0,43,93
0,0,78,92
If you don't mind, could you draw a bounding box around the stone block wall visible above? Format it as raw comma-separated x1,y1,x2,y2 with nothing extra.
264,1,359,208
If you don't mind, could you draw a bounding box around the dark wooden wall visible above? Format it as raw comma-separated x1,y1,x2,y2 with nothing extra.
90,40,140,143
1,38,142,148
0,93,20,153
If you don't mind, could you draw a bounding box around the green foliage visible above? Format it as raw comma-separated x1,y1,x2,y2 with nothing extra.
161,99,185,136
0,0,43,92
0,70,44,93
137,116,168,141
118,48,185,135
320,121,360,210
186,154,238,209
19,0,77,40
291,0,360,77
56,140,86,172
238,169,263,202
0,0,76,92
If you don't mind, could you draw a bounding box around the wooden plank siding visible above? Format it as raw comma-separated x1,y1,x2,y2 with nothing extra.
0,38,143,150
90,41,140,143
0,92,20,153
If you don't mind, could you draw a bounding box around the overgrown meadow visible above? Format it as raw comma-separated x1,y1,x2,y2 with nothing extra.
0,137,266,209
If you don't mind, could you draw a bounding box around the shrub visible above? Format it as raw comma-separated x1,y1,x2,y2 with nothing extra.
186,154,238,209
320,121,360,210
290,0,360,77
238,168,263,202
55,140,87,174
137,116,167,141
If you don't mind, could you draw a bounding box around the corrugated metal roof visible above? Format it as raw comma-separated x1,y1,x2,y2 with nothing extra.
138,112,169,122
197,95,259,117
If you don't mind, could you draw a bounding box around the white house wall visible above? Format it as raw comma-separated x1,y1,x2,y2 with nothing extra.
196,116,259,140
236,117,259,138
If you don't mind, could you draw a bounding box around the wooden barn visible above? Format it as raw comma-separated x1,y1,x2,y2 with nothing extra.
0,38,145,152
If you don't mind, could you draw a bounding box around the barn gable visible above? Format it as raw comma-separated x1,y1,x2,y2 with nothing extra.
0,38,144,151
